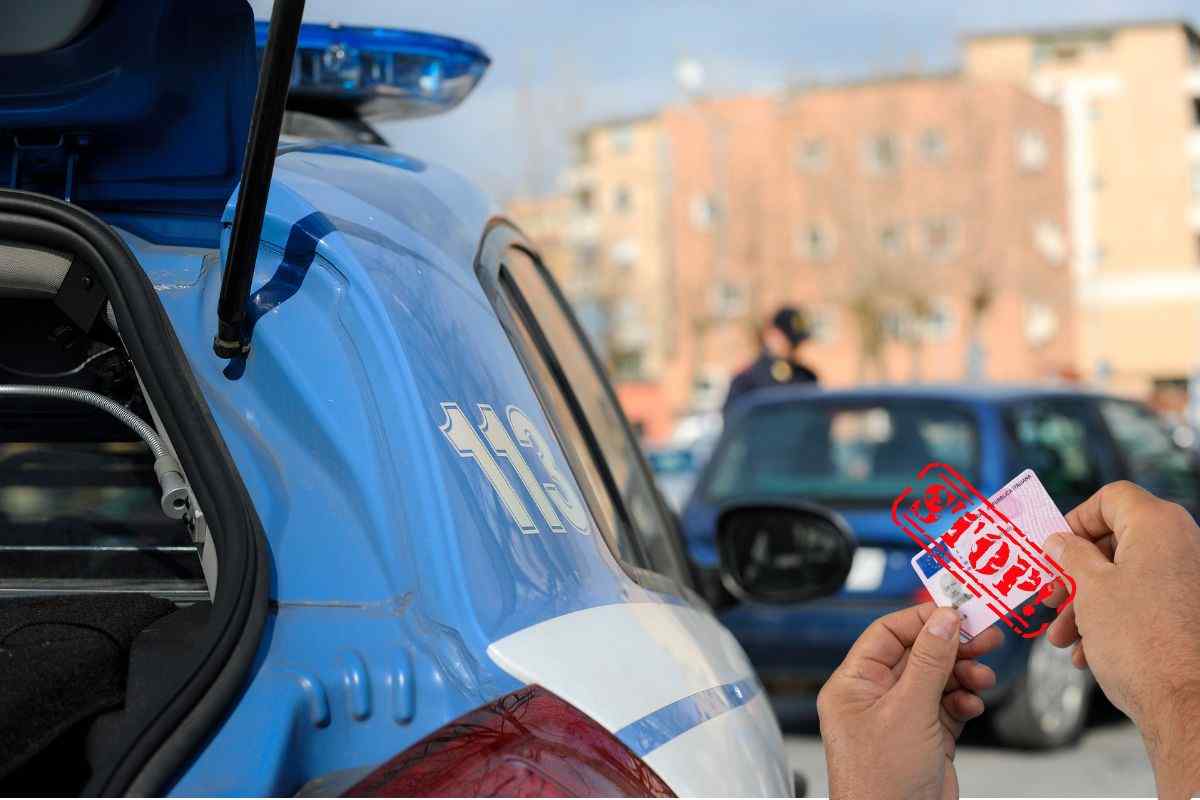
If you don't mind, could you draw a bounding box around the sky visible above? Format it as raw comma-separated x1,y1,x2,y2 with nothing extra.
249,0,1199,202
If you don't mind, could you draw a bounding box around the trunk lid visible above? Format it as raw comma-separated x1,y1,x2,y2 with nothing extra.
0,0,256,247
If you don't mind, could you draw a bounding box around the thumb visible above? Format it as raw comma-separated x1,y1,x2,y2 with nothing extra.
1045,532,1109,582
894,607,960,708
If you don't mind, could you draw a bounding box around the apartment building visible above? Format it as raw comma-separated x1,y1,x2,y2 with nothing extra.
774,75,1074,388
965,20,1200,398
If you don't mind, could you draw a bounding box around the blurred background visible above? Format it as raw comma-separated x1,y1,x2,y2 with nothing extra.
256,0,1200,450
255,1,1200,794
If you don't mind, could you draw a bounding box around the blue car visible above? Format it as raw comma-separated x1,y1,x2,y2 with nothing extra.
0,1,857,795
682,384,1200,749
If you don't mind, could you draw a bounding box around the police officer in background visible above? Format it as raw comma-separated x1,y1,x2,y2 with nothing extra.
723,305,818,413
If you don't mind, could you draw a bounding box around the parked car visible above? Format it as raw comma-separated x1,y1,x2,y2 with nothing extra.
682,384,1200,749
0,2,841,795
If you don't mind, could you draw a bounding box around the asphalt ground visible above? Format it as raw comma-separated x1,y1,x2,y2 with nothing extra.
784,712,1157,797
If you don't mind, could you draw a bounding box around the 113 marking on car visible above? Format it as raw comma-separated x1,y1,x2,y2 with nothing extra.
439,401,590,535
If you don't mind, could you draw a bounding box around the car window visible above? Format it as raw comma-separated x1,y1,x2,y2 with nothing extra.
1004,399,1115,504
703,400,979,506
1099,400,1200,508
0,441,205,600
498,247,693,589
492,279,635,564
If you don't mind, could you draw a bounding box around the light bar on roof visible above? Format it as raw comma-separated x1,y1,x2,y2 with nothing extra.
255,21,490,120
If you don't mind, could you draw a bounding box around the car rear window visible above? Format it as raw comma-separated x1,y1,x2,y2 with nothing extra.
702,399,979,506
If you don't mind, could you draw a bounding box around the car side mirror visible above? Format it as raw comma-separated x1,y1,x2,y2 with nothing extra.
716,500,856,604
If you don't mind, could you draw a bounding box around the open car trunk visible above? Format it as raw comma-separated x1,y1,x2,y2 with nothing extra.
0,190,268,796
0,2,271,792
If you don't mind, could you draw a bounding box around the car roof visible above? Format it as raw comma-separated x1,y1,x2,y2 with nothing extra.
731,382,1118,411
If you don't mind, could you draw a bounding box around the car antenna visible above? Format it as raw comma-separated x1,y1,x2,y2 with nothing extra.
213,0,306,359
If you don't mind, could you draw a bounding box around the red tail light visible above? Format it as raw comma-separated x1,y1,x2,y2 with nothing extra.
343,685,674,797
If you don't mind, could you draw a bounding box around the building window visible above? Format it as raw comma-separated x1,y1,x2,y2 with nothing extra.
879,224,904,256
882,309,909,340
925,298,956,341
797,223,834,261
923,218,958,260
572,134,592,165
575,243,599,269
1024,302,1059,348
865,134,900,173
1033,220,1067,265
884,300,955,342
711,281,748,320
809,307,838,343
610,125,633,154
610,239,639,270
612,349,645,380
690,194,719,229
795,138,827,172
1032,31,1111,66
613,185,633,214
919,129,947,163
1017,130,1047,172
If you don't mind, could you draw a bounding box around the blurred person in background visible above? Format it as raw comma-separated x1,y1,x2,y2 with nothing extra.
723,305,819,413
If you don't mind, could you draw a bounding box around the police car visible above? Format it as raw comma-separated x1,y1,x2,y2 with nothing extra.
0,1,856,794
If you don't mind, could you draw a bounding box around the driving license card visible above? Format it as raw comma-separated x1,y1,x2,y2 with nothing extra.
909,469,1068,641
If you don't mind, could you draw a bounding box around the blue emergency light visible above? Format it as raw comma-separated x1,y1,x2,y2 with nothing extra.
254,21,490,119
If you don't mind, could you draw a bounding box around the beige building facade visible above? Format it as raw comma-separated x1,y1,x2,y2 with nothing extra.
965,21,1200,397
559,115,678,440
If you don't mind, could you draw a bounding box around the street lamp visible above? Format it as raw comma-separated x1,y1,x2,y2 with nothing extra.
675,57,706,98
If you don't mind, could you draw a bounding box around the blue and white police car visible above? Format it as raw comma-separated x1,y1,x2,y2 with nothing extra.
0,0,857,795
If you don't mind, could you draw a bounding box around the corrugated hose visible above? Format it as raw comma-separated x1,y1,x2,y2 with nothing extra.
0,384,190,519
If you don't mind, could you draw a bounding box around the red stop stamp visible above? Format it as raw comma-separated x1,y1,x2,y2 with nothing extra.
894,464,1076,639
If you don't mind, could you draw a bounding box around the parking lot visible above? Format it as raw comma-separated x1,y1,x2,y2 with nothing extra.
786,719,1157,796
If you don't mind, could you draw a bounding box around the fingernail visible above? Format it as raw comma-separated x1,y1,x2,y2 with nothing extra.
1045,533,1067,560
927,608,959,640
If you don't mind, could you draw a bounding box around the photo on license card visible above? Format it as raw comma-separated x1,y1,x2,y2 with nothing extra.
911,546,993,642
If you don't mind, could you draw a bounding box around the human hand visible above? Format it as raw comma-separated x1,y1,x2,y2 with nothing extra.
1045,481,1200,799
817,604,1002,800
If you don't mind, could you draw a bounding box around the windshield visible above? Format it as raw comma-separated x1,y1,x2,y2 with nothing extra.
702,399,979,506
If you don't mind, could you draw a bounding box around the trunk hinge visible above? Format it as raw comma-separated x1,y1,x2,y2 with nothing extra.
8,133,89,203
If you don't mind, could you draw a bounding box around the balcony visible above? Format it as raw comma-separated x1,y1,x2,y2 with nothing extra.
566,213,600,242
611,320,650,350
563,164,596,190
